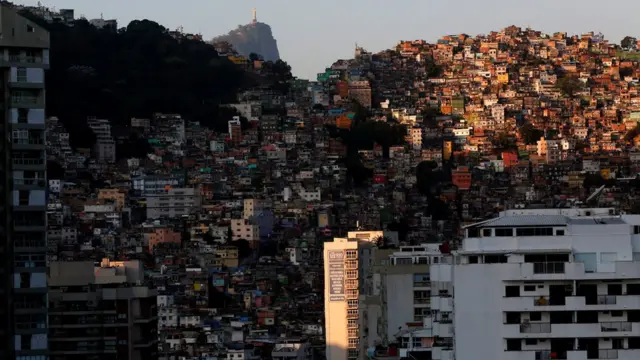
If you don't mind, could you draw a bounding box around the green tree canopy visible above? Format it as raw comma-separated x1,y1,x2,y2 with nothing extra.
519,123,544,145
621,36,637,50
20,14,249,136
556,75,585,98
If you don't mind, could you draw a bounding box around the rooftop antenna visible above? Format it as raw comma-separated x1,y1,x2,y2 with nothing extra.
252,8,257,24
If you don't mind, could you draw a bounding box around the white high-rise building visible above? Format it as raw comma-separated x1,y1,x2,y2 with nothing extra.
430,208,640,360
324,237,374,360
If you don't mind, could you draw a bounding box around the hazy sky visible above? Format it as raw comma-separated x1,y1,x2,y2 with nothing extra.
19,0,640,79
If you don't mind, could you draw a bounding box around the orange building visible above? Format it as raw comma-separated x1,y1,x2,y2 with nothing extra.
336,81,349,98
97,188,127,210
336,115,352,129
501,151,519,168
452,167,472,190
147,228,182,253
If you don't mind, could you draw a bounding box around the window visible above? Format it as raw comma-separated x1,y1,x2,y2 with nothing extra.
516,227,553,236
610,310,623,317
525,339,538,345
18,190,29,206
482,228,492,237
413,273,429,287
469,256,479,264
575,253,597,272
20,273,30,288
505,285,520,297
634,225,640,234
505,312,521,324
26,25,34,33
413,307,429,321
17,108,28,123
524,285,536,292
396,257,412,265
529,312,542,321
556,229,565,236
20,334,32,350
485,255,508,264
495,228,513,236
506,339,521,351
601,252,616,263
17,67,26,82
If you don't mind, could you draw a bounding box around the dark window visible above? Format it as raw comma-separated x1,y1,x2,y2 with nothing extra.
634,226,640,235
496,228,513,236
505,285,520,297
608,284,623,295
627,284,640,295
21,334,31,350
20,273,30,288
525,339,537,345
505,312,521,324
506,339,521,351
482,228,492,237
516,227,553,236
469,256,479,264
485,255,508,264
26,25,34,33
556,229,565,236
524,285,536,292
18,108,28,123
610,310,623,317
18,190,29,206
530,312,542,321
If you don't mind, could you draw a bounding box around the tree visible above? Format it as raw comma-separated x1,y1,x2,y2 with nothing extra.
625,126,640,143
47,160,65,179
583,173,606,190
375,236,389,248
619,66,634,79
18,14,248,139
556,75,584,98
519,123,544,145
202,233,215,245
493,133,516,149
621,36,637,50
230,239,252,259
248,52,261,62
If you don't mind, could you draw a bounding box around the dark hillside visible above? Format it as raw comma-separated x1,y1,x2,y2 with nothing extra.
19,13,249,146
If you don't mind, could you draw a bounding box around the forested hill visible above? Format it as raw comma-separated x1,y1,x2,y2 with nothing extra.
19,13,251,146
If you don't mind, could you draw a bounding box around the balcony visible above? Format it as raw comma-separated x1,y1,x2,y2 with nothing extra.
599,349,618,359
12,158,44,170
533,262,565,274
520,322,552,333
600,322,632,332
13,178,46,188
12,137,44,149
587,295,616,305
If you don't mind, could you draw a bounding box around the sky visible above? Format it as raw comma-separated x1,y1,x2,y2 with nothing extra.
18,0,640,79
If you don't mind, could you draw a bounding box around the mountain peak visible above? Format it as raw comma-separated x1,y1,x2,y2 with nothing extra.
213,20,280,62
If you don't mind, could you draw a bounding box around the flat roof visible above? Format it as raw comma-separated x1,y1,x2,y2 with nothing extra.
474,215,569,228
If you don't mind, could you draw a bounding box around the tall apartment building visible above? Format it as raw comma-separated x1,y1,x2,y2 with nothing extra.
0,5,50,359
324,237,373,360
429,208,640,360
364,244,444,357
48,259,158,360
87,117,116,162
145,187,200,219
